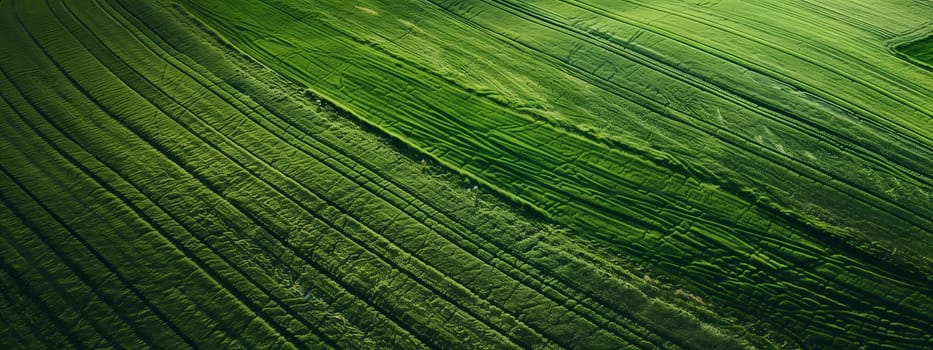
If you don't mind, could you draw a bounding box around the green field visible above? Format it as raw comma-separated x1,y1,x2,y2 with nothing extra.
1,0,931,349
897,35,933,70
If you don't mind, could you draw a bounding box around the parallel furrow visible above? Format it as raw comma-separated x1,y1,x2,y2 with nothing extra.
488,0,933,194
0,159,198,349
30,1,528,347
171,0,932,346
559,0,933,147
65,21,531,350
0,253,82,350
427,0,933,284
0,93,169,350
464,0,933,241
121,1,654,347
8,4,339,348
10,2,432,348
139,3,671,347
3,44,336,350
0,251,75,350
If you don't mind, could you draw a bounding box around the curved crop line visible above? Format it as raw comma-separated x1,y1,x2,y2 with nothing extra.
10,2,430,348
2,83,266,349
793,0,893,38
436,0,932,288
432,0,933,251
0,200,123,349
133,1,665,347
493,0,932,191
7,44,349,348
615,0,933,119
82,4,431,349
0,254,86,349
197,0,932,344
141,5,672,347
0,261,75,349
59,4,374,346
0,161,199,349
6,4,416,347
0,194,126,349
1,9,213,348
2,43,341,350
0,83,190,349
51,3,533,346
559,0,933,145
23,3,340,348
470,0,933,237
680,0,933,98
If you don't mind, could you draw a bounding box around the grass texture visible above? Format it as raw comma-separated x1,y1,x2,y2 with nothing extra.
1,0,931,349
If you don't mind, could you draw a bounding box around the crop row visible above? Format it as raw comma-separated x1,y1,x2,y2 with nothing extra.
121,0,743,347
0,0,750,348
173,0,932,347
455,0,933,262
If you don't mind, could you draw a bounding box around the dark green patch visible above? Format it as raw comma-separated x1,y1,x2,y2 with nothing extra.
895,35,933,70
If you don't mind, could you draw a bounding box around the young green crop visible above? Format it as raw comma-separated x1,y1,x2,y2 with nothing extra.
0,0,767,348
171,0,933,348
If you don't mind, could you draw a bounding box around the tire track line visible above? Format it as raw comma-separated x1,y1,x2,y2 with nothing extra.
21,2,430,347
52,1,524,346
437,0,933,241
151,5,666,345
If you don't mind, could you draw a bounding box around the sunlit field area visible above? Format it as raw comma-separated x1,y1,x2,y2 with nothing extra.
1,1,931,348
